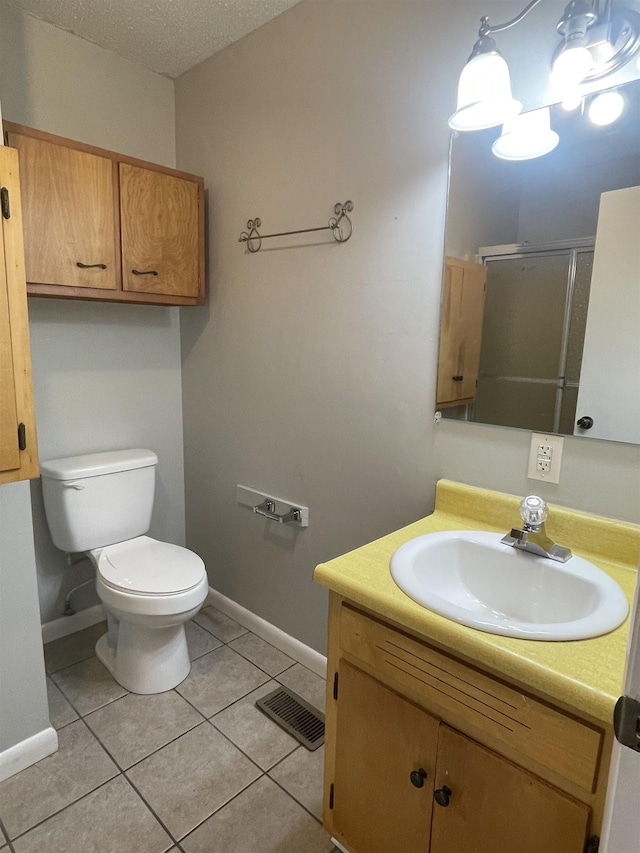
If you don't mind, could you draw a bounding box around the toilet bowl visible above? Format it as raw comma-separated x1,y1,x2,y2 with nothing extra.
40,449,208,694
91,536,208,693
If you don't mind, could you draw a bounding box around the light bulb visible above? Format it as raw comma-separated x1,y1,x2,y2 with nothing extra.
588,90,625,126
552,45,593,91
561,88,583,111
492,108,559,161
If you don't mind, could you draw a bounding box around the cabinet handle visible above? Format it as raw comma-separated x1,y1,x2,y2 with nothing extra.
409,768,428,788
76,262,107,269
132,269,159,276
577,416,594,430
434,786,452,807
452,375,464,382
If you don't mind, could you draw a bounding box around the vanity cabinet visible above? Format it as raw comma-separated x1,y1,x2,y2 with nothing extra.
3,123,205,306
0,145,39,484
436,256,486,407
324,597,608,853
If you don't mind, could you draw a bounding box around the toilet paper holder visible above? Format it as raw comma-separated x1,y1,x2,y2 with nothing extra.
253,499,302,525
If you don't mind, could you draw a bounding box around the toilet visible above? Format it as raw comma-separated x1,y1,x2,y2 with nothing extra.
40,448,209,694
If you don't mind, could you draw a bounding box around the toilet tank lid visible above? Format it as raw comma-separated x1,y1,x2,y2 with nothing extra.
40,449,158,480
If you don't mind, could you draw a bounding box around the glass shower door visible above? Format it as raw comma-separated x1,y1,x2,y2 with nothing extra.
471,248,593,434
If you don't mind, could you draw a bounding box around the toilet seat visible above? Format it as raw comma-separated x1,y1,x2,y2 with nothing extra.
97,536,206,596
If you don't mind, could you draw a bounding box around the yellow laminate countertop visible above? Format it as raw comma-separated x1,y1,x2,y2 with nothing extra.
314,480,640,724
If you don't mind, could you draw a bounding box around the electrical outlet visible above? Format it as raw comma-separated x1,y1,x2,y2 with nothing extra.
527,433,564,484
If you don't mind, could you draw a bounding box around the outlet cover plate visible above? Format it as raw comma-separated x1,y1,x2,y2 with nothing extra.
527,433,564,484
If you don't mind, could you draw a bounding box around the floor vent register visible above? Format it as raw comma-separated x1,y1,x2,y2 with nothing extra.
256,686,325,751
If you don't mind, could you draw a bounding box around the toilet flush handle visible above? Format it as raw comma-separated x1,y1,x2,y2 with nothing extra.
63,481,85,490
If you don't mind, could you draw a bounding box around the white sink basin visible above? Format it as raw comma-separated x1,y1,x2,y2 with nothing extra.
390,530,628,641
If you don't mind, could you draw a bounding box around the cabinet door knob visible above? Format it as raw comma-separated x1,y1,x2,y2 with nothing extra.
434,785,452,807
577,416,594,430
409,768,428,788
452,375,464,382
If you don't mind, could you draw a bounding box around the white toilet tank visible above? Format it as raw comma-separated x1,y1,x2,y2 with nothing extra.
40,449,158,553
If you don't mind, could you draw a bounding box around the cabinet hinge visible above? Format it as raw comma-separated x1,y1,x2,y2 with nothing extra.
18,423,26,451
329,783,334,810
584,836,599,853
614,695,640,751
333,672,339,700
1,187,11,219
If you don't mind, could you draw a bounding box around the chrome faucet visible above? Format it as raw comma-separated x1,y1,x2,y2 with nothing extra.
501,495,572,563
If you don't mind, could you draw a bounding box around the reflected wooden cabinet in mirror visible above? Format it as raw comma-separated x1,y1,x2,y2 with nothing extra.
436,257,486,408
3,122,205,307
437,79,640,445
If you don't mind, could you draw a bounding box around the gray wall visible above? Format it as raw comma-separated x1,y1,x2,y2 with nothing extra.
0,482,49,754
176,0,640,656
0,3,184,624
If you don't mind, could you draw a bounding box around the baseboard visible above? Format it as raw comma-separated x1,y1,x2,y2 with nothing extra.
206,587,327,679
0,726,58,782
41,603,106,644
332,840,350,853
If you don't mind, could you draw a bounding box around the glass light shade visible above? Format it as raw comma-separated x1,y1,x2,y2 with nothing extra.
449,52,522,131
561,89,583,111
552,45,593,91
588,90,625,126
492,107,560,161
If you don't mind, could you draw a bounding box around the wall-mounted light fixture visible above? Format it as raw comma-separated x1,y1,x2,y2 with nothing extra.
449,0,640,158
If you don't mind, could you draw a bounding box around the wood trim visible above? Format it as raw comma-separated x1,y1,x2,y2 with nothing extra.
339,603,603,794
0,147,39,484
25,283,202,307
197,184,206,305
4,122,202,184
323,592,342,835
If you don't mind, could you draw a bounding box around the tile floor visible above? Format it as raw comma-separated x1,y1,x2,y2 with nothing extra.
0,606,338,853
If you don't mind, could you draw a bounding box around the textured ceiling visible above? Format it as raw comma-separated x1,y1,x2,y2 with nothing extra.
5,0,301,77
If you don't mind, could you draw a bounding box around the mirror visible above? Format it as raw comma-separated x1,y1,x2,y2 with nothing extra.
438,79,640,445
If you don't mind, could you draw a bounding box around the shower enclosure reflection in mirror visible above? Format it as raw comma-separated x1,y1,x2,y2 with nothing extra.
437,79,640,445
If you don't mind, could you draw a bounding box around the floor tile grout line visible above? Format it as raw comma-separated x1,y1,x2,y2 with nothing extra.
84,704,208,774
0,817,16,853
202,715,289,775
266,744,302,773
207,714,301,773
7,773,121,843
44,648,96,676
176,772,269,847
267,773,325,827
226,648,297,680
191,638,300,685
175,667,271,719
52,680,130,720
121,771,183,845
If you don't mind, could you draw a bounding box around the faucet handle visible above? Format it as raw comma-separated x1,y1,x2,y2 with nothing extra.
519,495,548,529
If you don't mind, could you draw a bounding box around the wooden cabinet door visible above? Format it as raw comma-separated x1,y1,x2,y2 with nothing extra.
430,726,590,853
331,662,439,853
8,132,117,291
436,257,486,406
120,164,201,299
0,146,39,484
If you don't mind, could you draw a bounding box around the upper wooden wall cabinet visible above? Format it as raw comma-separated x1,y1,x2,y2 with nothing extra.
3,123,205,307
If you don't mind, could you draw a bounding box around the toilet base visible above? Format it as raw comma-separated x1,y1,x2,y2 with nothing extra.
96,621,191,694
